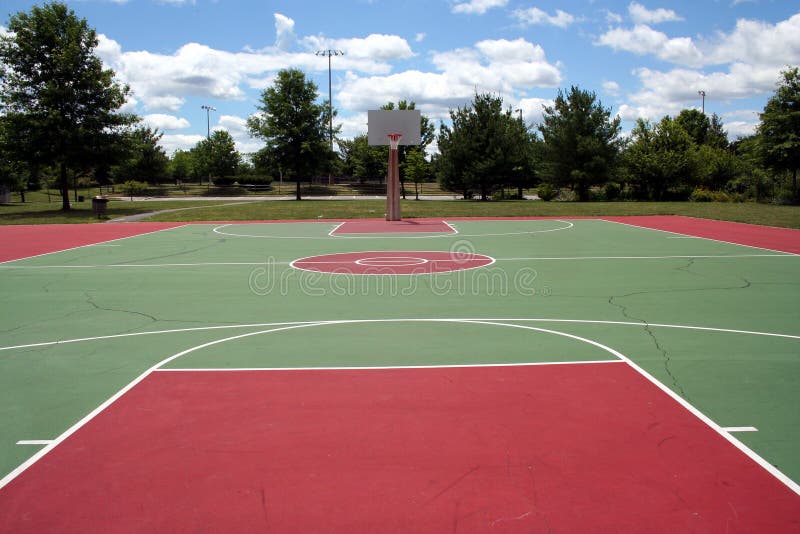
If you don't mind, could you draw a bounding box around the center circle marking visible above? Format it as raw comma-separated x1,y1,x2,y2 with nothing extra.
291,251,495,275
355,256,429,267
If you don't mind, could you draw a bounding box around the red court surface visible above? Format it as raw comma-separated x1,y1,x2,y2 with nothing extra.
291,250,495,275
604,215,800,254
1,363,797,533
332,218,456,234
0,222,183,262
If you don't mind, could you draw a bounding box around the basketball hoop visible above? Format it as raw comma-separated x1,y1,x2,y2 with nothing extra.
387,133,402,150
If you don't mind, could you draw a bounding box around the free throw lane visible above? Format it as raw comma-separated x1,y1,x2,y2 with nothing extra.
1,362,797,532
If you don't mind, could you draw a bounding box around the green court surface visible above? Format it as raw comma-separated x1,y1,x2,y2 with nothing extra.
0,218,798,491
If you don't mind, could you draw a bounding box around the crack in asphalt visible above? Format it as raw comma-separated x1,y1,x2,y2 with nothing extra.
608,258,754,401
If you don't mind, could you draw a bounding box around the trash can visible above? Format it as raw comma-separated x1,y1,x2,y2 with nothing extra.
92,196,109,216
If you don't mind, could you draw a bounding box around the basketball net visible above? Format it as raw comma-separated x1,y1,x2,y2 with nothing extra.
387,133,402,150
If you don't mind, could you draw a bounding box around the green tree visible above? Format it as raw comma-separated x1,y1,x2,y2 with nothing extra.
676,109,728,149
169,150,195,183
623,117,697,200
198,130,240,180
338,135,387,183
247,69,331,200
538,86,621,200
437,92,529,200
0,2,136,210
402,148,429,200
114,127,169,184
758,67,800,200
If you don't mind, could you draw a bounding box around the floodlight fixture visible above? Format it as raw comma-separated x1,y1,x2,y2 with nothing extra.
201,105,217,139
315,50,344,150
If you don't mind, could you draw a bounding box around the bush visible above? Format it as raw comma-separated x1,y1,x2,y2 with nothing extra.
603,182,621,201
690,188,732,202
537,183,557,201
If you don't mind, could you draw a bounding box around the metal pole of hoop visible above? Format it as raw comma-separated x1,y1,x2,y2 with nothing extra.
386,133,402,221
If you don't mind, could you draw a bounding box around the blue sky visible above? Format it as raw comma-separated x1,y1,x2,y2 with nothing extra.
3,0,799,155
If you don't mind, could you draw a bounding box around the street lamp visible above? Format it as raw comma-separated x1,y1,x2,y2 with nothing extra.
698,91,706,115
201,105,216,139
316,49,344,185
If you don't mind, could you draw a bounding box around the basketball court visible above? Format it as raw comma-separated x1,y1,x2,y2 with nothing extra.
0,216,798,531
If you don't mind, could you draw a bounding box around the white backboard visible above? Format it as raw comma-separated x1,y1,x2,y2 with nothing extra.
367,110,422,146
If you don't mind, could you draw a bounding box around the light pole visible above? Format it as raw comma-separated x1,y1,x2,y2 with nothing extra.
201,105,216,139
201,105,216,187
316,49,343,185
698,91,706,115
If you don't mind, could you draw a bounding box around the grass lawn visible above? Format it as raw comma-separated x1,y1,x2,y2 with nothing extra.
2,192,799,228
146,199,800,229
0,192,228,225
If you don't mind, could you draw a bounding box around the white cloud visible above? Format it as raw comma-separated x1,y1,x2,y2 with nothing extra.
274,13,296,50
628,2,683,25
143,114,191,131
451,0,508,15
95,28,403,112
513,7,575,28
415,33,426,43
303,34,413,61
515,97,553,126
602,81,622,96
596,25,703,66
160,134,205,154
338,38,561,120
705,13,800,67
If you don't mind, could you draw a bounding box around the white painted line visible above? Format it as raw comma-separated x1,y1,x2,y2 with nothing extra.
155,360,622,372
496,254,794,261
2,318,798,496
2,317,798,354
0,262,273,269
326,222,346,237
443,221,459,235
459,320,800,496
0,224,188,265
16,440,53,446
3,253,793,270
0,321,330,491
723,426,759,433
214,220,574,240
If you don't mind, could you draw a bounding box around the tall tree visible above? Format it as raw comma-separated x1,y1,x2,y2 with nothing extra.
437,92,531,200
247,69,331,200
0,2,136,210
758,67,800,200
538,86,621,200
623,117,697,200
192,130,240,181
338,135,386,183
114,127,169,184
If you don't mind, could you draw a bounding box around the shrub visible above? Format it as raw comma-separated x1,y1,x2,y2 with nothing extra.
537,183,557,201
690,188,732,202
603,182,621,201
